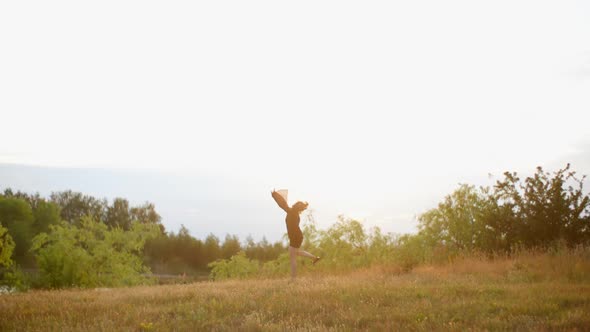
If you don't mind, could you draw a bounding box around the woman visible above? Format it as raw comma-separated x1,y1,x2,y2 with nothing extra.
271,190,320,281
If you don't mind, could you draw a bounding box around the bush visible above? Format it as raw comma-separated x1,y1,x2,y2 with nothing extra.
31,217,159,288
260,253,291,277
208,252,260,280
2,267,30,291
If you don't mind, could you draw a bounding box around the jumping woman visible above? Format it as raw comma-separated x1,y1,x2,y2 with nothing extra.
271,189,320,281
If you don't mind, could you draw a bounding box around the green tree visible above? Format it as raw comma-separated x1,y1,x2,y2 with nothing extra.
50,190,107,225
0,197,34,264
475,187,517,252
1,189,62,236
105,198,132,230
174,225,204,271
131,202,162,225
315,216,370,269
417,164,590,254
0,224,15,269
2,189,43,210
418,184,486,251
221,234,241,259
32,200,61,235
244,236,285,262
495,164,590,247
203,234,221,264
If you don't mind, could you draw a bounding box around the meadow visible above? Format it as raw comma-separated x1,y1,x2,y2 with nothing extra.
1,249,589,331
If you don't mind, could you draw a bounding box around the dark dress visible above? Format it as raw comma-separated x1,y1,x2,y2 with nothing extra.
285,210,303,248
272,191,303,248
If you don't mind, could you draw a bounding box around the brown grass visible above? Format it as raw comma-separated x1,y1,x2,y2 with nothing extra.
1,250,590,331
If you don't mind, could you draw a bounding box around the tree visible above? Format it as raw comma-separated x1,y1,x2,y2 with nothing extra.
244,236,285,262
495,164,590,247
315,216,371,269
2,189,43,210
32,200,61,235
0,197,34,264
130,202,162,225
417,164,590,254
0,224,15,269
174,225,203,270
105,198,132,230
221,234,241,260
50,190,107,225
418,184,486,251
1,189,61,236
203,234,221,264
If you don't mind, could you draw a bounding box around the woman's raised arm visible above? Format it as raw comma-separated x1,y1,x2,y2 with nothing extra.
271,190,290,213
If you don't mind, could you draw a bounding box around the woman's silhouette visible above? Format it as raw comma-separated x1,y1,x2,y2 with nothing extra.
271,189,320,281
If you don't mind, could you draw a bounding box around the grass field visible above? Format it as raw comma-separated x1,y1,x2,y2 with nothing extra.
1,252,590,331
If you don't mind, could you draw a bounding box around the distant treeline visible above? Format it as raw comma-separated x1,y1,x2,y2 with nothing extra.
1,164,589,288
0,188,285,288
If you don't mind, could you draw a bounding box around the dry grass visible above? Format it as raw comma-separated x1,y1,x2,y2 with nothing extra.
2,251,590,331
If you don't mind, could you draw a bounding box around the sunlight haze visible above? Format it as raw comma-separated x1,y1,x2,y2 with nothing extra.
1,0,589,239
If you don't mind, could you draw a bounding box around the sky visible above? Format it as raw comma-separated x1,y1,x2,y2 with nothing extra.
1,1,589,241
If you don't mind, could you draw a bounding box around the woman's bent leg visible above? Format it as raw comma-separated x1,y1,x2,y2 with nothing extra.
296,249,316,259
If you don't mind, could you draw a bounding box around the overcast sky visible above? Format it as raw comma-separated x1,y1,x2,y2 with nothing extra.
1,1,589,240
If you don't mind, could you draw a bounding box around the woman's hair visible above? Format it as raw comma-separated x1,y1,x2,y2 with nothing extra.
292,201,309,213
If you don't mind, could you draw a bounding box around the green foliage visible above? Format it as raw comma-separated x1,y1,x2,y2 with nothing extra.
208,252,260,280
130,202,162,226
244,236,285,262
0,197,34,263
305,215,397,271
49,190,107,226
144,225,206,274
260,252,291,276
394,233,433,271
405,164,590,267
203,233,221,262
0,224,15,269
31,217,159,288
4,164,589,286
418,184,488,251
106,198,132,230
314,216,369,269
213,164,590,280
49,191,163,231
2,267,30,291
0,224,24,290
143,227,285,276
221,234,241,259
32,200,61,235
494,164,590,247
215,215,400,280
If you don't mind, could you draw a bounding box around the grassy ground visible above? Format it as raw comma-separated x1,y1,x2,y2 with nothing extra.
1,253,590,331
